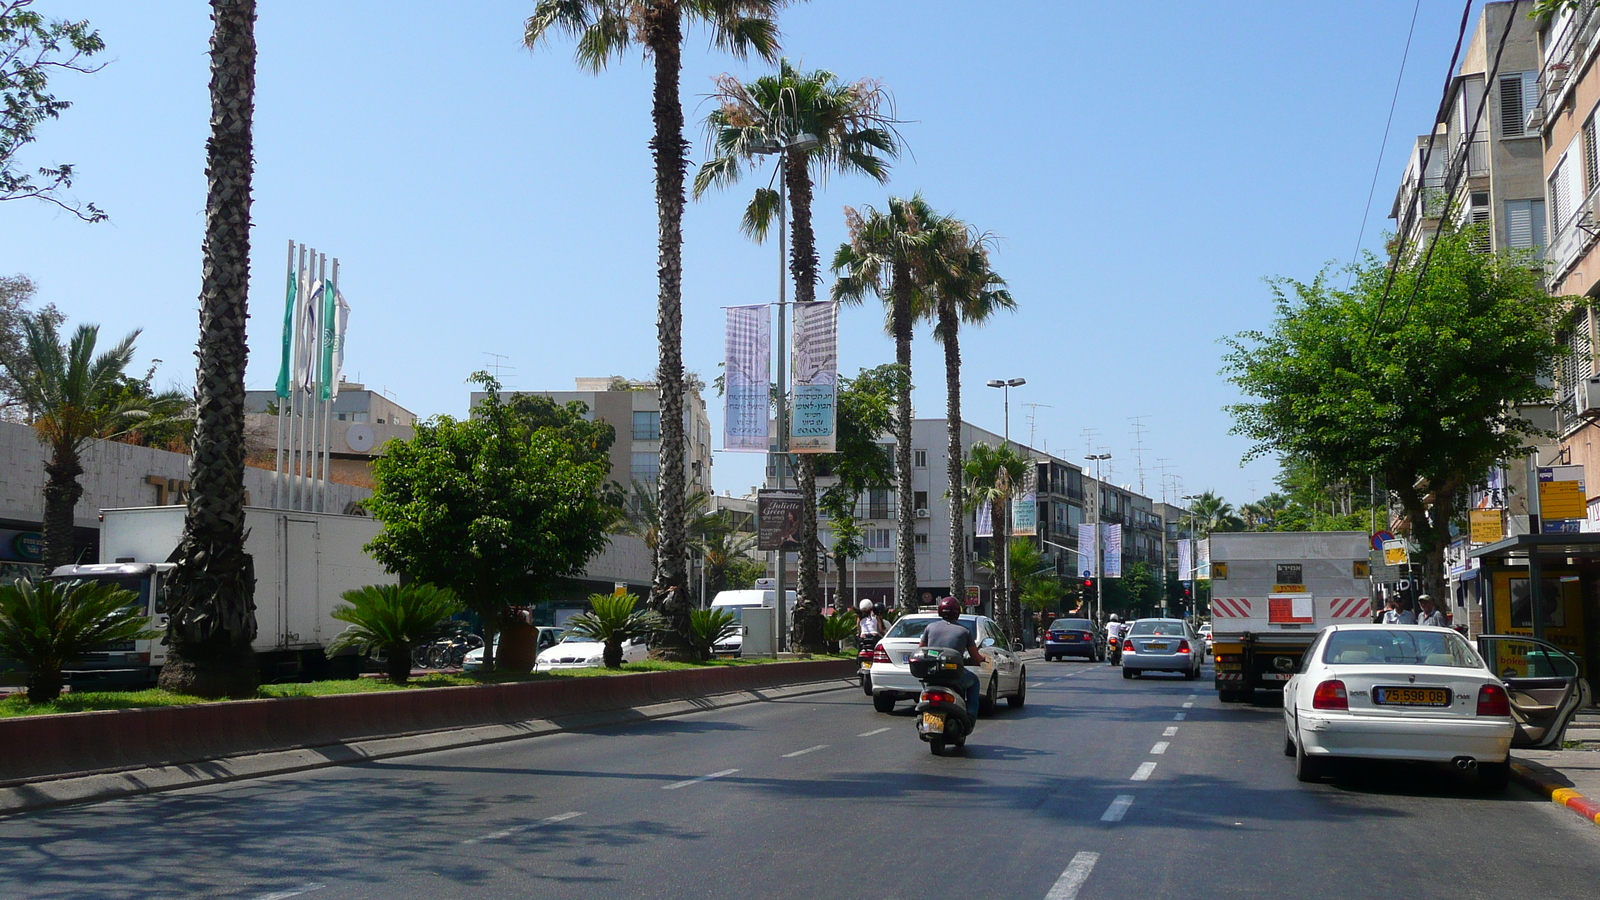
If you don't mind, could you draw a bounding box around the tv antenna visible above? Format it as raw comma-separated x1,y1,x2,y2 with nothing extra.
1129,415,1150,496
483,352,516,381
1023,403,1052,451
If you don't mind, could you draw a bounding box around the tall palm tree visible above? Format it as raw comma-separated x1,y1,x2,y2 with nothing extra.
963,441,1028,645
526,0,784,655
695,58,899,651
160,0,259,699
1181,490,1246,537
833,195,964,611
0,317,182,568
926,230,1013,607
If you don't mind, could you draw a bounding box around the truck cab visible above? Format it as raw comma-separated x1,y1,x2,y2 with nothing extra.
44,562,174,687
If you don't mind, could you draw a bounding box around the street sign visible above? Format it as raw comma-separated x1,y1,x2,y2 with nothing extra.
1371,530,1395,552
1383,539,1408,566
1469,509,1504,544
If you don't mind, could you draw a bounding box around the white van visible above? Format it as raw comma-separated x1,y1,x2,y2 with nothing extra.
708,589,797,656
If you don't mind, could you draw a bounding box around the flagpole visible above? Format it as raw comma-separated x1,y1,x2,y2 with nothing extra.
288,244,307,510
319,257,339,513
273,239,293,508
309,252,326,511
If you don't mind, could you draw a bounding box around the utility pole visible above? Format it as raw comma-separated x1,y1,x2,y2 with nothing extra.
1085,451,1112,625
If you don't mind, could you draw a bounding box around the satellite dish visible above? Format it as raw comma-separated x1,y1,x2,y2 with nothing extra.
346,423,375,453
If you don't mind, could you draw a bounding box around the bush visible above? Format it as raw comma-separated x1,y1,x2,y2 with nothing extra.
328,583,462,684
821,609,858,654
0,579,156,703
687,608,741,660
564,593,666,668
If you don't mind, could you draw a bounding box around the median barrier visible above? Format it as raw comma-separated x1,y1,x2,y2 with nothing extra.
0,658,854,785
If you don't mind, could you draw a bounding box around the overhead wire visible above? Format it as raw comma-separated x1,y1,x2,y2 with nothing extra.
1348,0,1425,287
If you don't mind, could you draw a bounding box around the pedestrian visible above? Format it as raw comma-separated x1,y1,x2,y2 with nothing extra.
1382,598,1416,625
1415,594,1446,628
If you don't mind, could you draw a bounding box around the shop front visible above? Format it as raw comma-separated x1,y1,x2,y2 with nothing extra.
1470,533,1600,696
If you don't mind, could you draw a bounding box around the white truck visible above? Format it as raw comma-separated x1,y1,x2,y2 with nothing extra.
707,588,796,657
49,505,395,687
1206,532,1373,702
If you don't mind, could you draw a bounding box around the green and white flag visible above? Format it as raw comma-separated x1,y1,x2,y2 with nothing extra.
275,264,297,398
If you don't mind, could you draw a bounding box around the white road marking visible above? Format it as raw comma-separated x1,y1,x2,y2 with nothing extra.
1182,701,1194,708
1163,726,1178,736
858,727,891,737
1150,742,1169,755
461,811,584,845
1031,682,1044,687
1174,712,1186,720
663,768,740,790
248,887,324,900
1044,851,1101,900
1188,694,1198,699
1131,762,1157,781
783,744,829,758
1100,794,1134,822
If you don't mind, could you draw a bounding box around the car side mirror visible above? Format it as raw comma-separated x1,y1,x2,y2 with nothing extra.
1011,642,1024,652
981,638,996,648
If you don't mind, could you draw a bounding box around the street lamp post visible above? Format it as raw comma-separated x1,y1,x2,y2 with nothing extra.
1182,493,1203,619
1085,452,1111,625
985,378,1026,449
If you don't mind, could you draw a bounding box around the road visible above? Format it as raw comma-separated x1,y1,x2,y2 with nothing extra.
5,659,1600,900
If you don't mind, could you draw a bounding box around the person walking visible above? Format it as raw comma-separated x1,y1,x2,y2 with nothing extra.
1415,595,1446,628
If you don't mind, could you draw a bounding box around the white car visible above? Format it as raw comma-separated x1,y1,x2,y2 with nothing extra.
1284,625,1589,789
536,633,649,670
1120,618,1204,680
462,627,565,672
867,614,1026,714
1198,623,1213,655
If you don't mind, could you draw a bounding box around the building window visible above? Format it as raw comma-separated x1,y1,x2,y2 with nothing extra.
915,531,929,551
867,528,892,550
632,410,661,441
1505,199,1547,254
631,451,660,483
1585,114,1598,196
1468,192,1491,252
352,412,369,423
336,413,347,421
914,491,928,511
867,488,892,520
1499,72,1536,138
913,449,927,468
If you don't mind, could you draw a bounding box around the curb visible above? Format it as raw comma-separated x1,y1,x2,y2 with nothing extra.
1511,760,1600,827
0,677,854,818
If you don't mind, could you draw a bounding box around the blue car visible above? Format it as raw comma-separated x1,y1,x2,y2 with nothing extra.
1044,618,1105,662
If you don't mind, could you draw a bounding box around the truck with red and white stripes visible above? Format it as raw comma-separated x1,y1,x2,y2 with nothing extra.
1205,532,1372,703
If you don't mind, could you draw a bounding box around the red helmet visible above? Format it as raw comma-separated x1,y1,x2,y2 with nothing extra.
937,596,961,620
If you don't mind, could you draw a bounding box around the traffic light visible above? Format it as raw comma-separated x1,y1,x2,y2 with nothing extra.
1082,577,1098,608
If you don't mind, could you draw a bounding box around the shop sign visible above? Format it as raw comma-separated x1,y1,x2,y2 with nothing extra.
1469,509,1504,544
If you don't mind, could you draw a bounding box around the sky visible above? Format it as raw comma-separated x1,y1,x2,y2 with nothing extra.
0,1,1483,508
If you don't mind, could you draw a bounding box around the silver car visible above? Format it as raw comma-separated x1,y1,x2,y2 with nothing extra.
1120,618,1204,680
867,613,1027,713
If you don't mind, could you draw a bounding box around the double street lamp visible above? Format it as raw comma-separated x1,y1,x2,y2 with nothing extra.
1085,452,1112,625
986,378,1026,448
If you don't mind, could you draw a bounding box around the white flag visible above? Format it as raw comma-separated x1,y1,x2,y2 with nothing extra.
1102,523,1123,578
723,305,770,451
295,277,321,394
329,290,350,400
1078,523,1096,576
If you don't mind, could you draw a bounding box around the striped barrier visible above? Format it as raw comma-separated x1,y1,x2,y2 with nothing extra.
1512,762,1600,827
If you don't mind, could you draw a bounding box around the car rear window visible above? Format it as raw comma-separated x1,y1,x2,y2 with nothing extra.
1321,629,1483,668
885,616,977,639
1051,619,1093,632
1129,620,1186,636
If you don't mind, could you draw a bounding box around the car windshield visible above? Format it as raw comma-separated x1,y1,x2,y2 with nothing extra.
1321,629,1484,668
559,635,600,644
1051,619,1093,632
884,616,977,639
1130,620,1186,636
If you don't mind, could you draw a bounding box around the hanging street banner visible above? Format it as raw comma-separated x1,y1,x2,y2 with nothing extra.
1078,523,1096,576
1177,539,1192,582
757,488,804,551
724,305,771,452
790,301,838,453
1011,492,1037,536
975,500,993,538
1102,523,1123,578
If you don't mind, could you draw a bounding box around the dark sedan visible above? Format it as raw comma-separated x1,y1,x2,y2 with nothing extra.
1043,617,1104,662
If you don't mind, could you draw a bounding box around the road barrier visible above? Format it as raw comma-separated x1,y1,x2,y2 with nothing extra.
0,659,854,785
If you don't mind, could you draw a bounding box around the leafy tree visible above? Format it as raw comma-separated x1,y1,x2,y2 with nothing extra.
366,373,618,671
701,528,756,598
1008,537,1064,633
686,607,740,660
696,57,901,655
723,555,765,589
820,607,857,653
0,579,154,702
963,441,1029,644
0,1,106,221
1225,228,1562,601
565,593,666,668
328,584,462,685
818,365,900,602
0,274,61,420
525,0,785,658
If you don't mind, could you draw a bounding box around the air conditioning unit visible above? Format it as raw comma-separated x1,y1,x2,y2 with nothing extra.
1526,104,1547,132
915,508,931,519
1584,377,1600,416
967,551,980,563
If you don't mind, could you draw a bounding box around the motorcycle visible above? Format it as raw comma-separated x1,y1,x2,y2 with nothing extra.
908,647,976,756
857,634,880,696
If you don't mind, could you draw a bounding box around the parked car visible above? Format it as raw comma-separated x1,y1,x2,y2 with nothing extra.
867,613,1026,713
1043,617,1104,662
462,627,565,672
1284,625,1589,788
1120,618,1204,680
535,633,649,670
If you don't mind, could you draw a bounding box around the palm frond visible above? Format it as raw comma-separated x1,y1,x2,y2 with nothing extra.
741,187,781,242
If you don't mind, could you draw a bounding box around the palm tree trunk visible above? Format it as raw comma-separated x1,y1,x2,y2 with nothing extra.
41,448,83,569
785,159,825,652
160,0,258,700
891,262,916,612
939,307,966,605
643,3,692,658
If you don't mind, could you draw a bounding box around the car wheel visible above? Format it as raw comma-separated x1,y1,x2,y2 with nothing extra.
1294,729,1327,783
1283,729,1296,757
1185,666,1199,681
1480,759,1511,792
1008,673,1027,708
872,692,896,713
980,676,998,715
1122,667,1134,679
1219,689,1241,703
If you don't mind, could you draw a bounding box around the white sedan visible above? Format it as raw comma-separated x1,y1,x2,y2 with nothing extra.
536,634,649,670
866,613,1026,714
1284,625,1588,789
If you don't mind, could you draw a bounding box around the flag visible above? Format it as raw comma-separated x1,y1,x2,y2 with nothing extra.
328,289,350,400
319,279,339,401
790,301,838,453
724,305,770,451
1102,523,1123,578
275,263,297,399
975,501,992,538
296,278,321,394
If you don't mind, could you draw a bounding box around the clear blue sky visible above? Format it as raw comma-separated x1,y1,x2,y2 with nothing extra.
0,1,1476,507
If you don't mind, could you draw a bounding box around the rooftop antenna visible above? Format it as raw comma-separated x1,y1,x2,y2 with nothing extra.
1155,458,1175,504
1080,427,1098,457
1023,403,1052,451
483,352,516,383
1129,415,1150,496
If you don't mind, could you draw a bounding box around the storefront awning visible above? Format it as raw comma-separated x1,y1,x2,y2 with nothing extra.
1469,532,1600,562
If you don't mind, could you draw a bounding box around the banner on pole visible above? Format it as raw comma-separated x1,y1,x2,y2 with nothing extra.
1102,523,1123,578
790,301,837,453
975,501,993,538
1177,539,1192,582
1078,523,1096,576
1011,492,1037,536
757,488,804,551
724,305,771,452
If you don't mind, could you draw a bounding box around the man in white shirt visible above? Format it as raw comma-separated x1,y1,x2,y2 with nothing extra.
1381,598,1416,625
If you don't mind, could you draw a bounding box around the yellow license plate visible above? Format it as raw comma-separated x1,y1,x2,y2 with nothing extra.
922,712,945,734
860,662,871,670
1146,642,1168,650
1375,687,1449,706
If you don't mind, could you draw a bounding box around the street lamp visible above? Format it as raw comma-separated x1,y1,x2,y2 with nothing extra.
1085,452,1111,625
752,128,819,653
985,378,1026,448
1181,493,1203,619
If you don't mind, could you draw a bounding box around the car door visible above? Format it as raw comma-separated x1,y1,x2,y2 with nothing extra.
979,618,1020,691
1476,635,1591,749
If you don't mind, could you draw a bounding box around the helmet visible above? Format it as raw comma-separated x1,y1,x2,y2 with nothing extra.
858,598,875,614
1109,613,1120,622
937,596,961,620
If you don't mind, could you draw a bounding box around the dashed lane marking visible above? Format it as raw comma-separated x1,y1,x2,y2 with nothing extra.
248,886,325,900
1100,795,1134,823
1163,726,1178,736
1131,762,1157,781
783,744,829,758
1151,742,1169,755
1044,851,1101,900
1181,702,1194,708
461,811,584,845
1174,713,1186,721
663,768,740,790
858,727,891,737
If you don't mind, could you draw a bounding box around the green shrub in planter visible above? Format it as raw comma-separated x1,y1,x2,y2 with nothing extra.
821,609,858,654
0,579,156,703
329,583,462,684
565,593,665,668
687,608,740,660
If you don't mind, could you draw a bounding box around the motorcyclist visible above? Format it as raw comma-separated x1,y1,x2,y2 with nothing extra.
1105,614,1125,666
919,596,986,718
857,598,884,648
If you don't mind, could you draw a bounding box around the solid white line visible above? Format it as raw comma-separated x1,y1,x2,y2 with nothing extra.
1150,742,1169,755
1100,794,1135,822
858,727,891,737
1131,762,1157,781
783,744,829,758
249,887,324,900
461,811,584,845
1163,726,1178,736
1174,713,1186,721
1044,851,1101,900
663,768,740,790
1182,701,1194,708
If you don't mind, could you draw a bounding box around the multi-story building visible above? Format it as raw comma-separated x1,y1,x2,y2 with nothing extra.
244,381,418,487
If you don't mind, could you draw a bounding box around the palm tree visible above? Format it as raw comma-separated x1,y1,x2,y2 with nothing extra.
1181,490,1246,537
926,230,1013,607
833,195,965,611
526,1,784,656
328,583,463,685
0,316,183,568
701,527,756,598
963,441,1029,644
695,58,900,651
0,579,155,703
565,592,666,668
1240,492,1290,530
161,0,259,699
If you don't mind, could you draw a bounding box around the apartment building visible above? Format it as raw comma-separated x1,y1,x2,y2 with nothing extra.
244,382,418,486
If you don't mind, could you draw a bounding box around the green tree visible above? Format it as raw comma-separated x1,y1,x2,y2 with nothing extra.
1225,228,1562,601
701,528,756,598
817,365,900,604
696,57,900,654
0,579,154,702
1179,490,1245,537
1119,560,1160,618
525,0,785,657
565,593,666,668
723,555,765,589
328,583,463,685
0,274,62,420
366,373,618,670
0,1,106,221
1007,536,1063,632
963,441,1029,645
686,607,740,660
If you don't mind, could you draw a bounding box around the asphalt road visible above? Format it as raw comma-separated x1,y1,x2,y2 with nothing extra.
5,659,1600,900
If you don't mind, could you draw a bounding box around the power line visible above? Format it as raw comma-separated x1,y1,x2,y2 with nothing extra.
1348,0,1424,286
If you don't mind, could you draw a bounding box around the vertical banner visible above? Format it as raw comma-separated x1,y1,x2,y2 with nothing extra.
1078,523,1096,576
1102,523,1123,578
1177,539,1193,582
975,501,993,538
757,488,804,551
723,305,771,452
1011,492,1037,536
790,301,838,452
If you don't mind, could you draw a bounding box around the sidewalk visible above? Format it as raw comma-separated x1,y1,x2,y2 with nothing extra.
1511,707,1600,828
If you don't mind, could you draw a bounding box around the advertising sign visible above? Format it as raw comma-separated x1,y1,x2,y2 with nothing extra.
723,305,771,452
789,301,838,453
756,489,804,551
1470,508,1505,544
1011,492,1038,536
1102,523,1123,578
964,585,980,607
1539,465,1587,532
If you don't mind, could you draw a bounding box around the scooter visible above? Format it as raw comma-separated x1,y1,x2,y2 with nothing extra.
856,634,880,696
908,647,976,756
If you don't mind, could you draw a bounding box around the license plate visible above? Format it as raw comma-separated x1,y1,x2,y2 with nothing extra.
1146,642,1168,651
922,712,945,734
860,663,871,670
1061,634,1079,641
1374,686,1449,707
